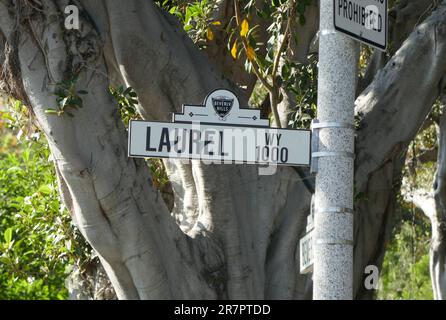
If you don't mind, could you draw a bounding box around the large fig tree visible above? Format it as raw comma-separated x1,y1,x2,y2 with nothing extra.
1,0,446,299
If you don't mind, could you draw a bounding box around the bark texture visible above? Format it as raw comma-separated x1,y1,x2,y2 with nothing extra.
353,0,446,298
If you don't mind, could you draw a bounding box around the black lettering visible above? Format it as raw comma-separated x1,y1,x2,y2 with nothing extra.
276,133,282,145
173,128,186,154
348,1,353,20
361,7,365,26
280,148,289,163
219,131,228,156
265,133,271,145
189,130,200,154
158,127,171,152
203,131,214,156
146,127,157,152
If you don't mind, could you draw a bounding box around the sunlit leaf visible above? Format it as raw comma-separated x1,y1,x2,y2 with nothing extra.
246,46,256,61
7,166,22,174
240,19,249,37
206,28,214,41
231,41,238,59
4,228,13,244
38,185,52,195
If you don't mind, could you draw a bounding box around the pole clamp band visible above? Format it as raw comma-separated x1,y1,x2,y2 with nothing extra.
311,122,355,130
315,207,354,215
310,119,356,173
315,238,353,246
312,151,356,159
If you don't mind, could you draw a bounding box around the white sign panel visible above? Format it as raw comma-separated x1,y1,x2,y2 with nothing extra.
128,89,311,166
334,0,387,51
300,230,314,274
306,196,315,233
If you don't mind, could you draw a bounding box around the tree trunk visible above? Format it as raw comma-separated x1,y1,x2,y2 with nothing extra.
353,1,446,297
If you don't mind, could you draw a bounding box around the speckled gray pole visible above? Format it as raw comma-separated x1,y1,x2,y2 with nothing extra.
313,0,359,300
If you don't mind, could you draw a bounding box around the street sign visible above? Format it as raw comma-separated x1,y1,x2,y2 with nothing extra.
306,195,315,233
333,0,387,51
128,89,311,166
300,195,315,274
300,230,314,274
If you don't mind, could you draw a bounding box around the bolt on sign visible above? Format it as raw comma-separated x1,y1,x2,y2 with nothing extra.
128,89,311,166
334,0,388,51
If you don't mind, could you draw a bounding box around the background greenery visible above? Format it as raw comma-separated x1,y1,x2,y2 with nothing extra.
0,100,95,300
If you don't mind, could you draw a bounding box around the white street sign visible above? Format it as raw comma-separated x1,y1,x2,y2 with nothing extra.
300,230,314,274
128,89,311,166
306,196,315,233
334,0,387,51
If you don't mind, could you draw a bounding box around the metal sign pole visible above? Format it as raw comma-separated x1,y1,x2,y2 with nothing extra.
312,0,359,300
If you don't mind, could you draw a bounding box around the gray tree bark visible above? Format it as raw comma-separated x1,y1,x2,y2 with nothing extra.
353,0,446,298
0,0,445,299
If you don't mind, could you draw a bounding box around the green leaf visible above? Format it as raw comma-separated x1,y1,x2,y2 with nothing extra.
38,185,52,195
7,166,23,174
4,227,13,244
45,109,59,115
22,149,30,163
122,87,130,95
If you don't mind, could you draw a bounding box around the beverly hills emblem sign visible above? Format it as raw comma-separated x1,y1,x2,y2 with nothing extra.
212,95,233,120
128,89,311,166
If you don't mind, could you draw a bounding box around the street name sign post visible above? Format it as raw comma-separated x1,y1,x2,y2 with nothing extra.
128,89,311,166
333,0,387,51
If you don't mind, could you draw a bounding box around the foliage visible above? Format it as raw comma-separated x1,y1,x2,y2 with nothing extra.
159,0,315,127
148,158,170,191
0,103,93,300
285,57,318,129
378,212,433,300
378,114,439,300
159,0,219,47
109,85,139,126
45,75,88,117
358,45,373,77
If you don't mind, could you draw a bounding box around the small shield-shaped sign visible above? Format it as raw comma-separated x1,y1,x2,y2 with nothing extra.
212,97,234,119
